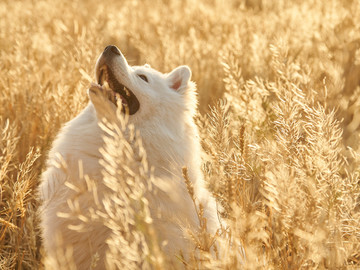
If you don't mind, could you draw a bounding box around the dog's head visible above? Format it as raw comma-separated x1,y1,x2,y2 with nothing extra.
88,45,197,124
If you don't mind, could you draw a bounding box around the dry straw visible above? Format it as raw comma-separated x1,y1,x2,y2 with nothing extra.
1,0,360,269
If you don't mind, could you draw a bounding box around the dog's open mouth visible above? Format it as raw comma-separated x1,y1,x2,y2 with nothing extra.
97,65,140,115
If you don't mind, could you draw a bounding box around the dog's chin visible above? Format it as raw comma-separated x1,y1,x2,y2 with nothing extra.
97,65,140,115
88,83,117,118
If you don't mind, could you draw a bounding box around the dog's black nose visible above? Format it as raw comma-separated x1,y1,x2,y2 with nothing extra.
104,45,121,56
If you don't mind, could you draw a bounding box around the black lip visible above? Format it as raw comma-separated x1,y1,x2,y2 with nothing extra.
99,65,140,115
98,69,104,85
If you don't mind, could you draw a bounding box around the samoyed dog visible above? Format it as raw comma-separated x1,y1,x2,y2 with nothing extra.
39,45,220,269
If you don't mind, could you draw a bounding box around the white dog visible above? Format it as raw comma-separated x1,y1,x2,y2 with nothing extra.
39,45,220,269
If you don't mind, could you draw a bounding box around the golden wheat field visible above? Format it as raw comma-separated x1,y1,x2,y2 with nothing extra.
1,0,360,269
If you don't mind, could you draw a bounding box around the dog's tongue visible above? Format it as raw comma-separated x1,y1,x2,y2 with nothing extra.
119,93,127,105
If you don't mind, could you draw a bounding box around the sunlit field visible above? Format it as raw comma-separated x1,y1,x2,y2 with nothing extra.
1,0,360,268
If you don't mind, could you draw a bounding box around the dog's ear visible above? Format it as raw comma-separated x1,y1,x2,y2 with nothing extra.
167,65,191,94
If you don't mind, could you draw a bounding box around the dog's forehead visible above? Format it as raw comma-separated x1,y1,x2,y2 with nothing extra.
133,65,164,77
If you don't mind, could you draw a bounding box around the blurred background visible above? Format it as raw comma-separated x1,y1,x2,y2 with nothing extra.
1,0,360,268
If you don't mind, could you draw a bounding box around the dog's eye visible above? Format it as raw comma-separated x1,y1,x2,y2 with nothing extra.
138,74,148,82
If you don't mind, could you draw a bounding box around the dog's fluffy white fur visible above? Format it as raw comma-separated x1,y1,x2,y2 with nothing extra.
39,46,219,269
